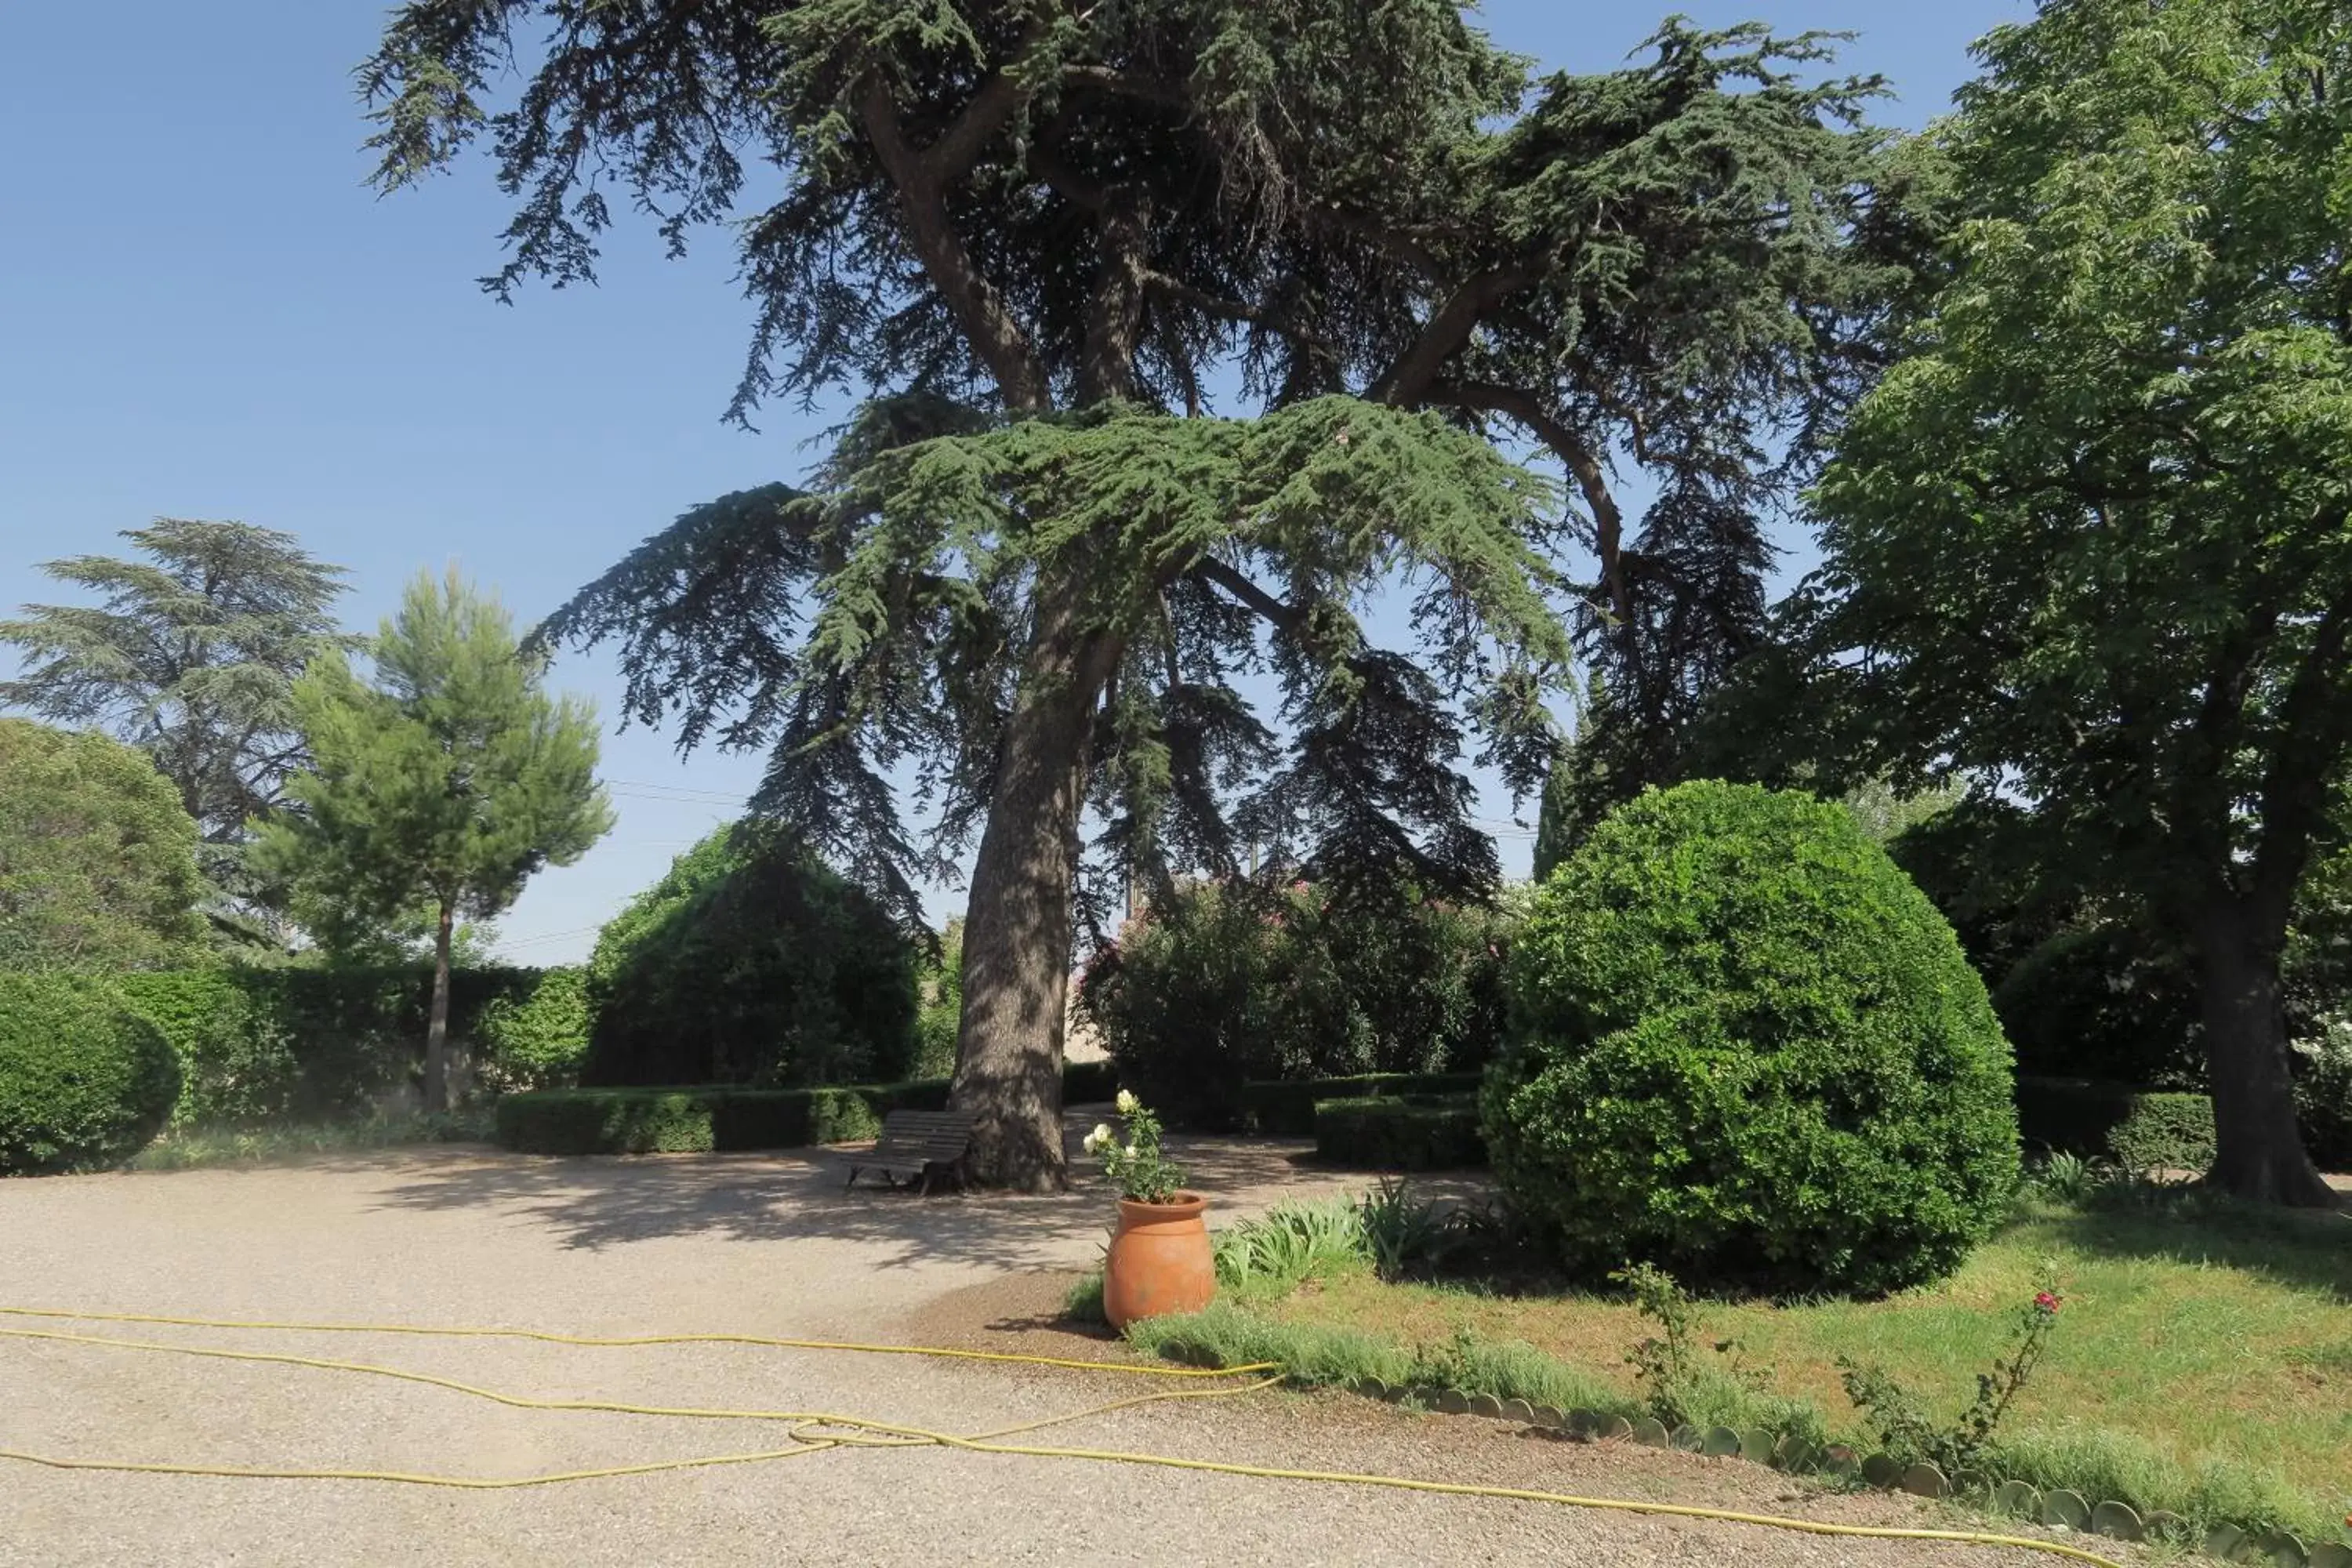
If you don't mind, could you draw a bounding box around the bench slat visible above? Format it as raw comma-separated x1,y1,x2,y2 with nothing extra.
842,1109,978,1193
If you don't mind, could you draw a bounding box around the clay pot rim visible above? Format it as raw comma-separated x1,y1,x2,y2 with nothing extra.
1116,1191,1207,1220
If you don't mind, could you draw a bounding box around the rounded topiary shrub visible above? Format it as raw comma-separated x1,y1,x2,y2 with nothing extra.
0,974,183,1174
1485,780,2020,1297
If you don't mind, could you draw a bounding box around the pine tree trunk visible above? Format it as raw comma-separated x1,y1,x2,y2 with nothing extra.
425,899,455,1115
949,575,1118,1190
2194,902,2335,1207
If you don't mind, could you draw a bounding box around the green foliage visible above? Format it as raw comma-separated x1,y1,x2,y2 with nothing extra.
256,570,612,953
1238,1072,1484,1138
2009,1077,2307,1178
115,964,548,1126
372,2,1913,1189
372,5,1900,827
130,1109,492,1171
1077,880,1508,1129
1120,1300,1641,1421
2108,1094,2220,1178
0,720,206,971
1487,781,2021,1296
1796,0,2352,1200
1312,1095,1485,1172
473,966,590,1093
2292,1021,2352,1171
0,518,353,942
253,570,610,1110
583,822,917,1088
1839,1285,2064,1475
1211,1198,1369,1295
0,974,181,1174
114,969,297,1127
546,400,1571,928
1612,1263,1779,1432
1991,926,2203,1088
494,1081,954,1156
1062,1059,1120,1105
1353,1180,1458,1284
912,919,964,1081
1080,1092,1185,1204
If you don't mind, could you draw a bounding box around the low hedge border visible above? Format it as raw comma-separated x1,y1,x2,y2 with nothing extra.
1241,1072,1483,1136
499,1058,1123,1156
497,1081,949,1155
1313,1094,1486,1171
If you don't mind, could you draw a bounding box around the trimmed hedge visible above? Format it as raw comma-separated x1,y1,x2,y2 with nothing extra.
2016,1076,2221,1174
1078,880,1509,1131
1063,1058,1120,1104
496,1059,1119,1156
116,965,553,1126
1242,1072,1484,1137
1313,1094,1486,1171
0,974,182,1174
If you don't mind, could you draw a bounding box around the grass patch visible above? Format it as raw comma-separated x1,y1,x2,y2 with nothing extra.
1121,1301,1635,1417
128,1109,493,1170
1239,1187,2350,1542
1090,1184,2352,1547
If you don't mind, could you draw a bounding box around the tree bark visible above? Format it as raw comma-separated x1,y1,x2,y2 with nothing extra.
2193,900,2336,1207
425,898,455,1115
949,571,1121,1190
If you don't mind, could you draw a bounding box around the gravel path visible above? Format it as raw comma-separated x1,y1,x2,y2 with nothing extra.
1,1134,2123,1568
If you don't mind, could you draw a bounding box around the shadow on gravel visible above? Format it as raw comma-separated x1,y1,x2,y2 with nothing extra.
366,1109,1490,1264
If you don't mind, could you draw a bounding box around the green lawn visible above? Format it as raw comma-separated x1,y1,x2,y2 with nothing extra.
1138,1188,2352,1542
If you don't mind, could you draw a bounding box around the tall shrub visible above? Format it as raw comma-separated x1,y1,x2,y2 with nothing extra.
0,974,181,1174
1487,781,2020,1296
474,966,591,1092
1077,880,1510,1128
583,822,918,1088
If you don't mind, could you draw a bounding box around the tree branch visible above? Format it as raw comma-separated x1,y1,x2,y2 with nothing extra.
1428,378,1633,630
1060,63,1193,114
2250,558,2352,917
1370,263,1544,405
1140,268,1330,356
858,75,1051,411
1189,557,1301,633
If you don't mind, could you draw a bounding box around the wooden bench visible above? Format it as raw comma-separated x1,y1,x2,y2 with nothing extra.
842,1110,977,1194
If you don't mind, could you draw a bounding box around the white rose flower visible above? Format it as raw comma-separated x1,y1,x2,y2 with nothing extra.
1115,1089,1141,1115
1083,1123,1114,1154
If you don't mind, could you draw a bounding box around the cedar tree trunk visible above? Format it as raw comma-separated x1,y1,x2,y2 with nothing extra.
2194,901,2336,1207
949,572,1121,1189
425,898,455,1115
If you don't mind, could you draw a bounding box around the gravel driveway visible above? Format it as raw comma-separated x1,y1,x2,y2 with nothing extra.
1,1130,2118,1568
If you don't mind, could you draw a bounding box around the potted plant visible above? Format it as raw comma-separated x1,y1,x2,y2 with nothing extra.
1082,1091,1214,1329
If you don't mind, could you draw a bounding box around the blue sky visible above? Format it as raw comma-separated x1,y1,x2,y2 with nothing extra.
0,1,2031,964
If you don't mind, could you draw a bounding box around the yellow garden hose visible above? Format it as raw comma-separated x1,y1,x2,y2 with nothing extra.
0,1305,2127,1567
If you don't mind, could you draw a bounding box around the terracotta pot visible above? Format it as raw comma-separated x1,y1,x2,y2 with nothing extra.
1102,1191,1216,1330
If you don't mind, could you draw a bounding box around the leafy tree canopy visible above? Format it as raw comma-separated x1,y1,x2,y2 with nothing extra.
252,570,613,1109
544,396,1567,921
365,0,1917,1185
0,519,354,940
0,719,207,972
1791,0,2352,1204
